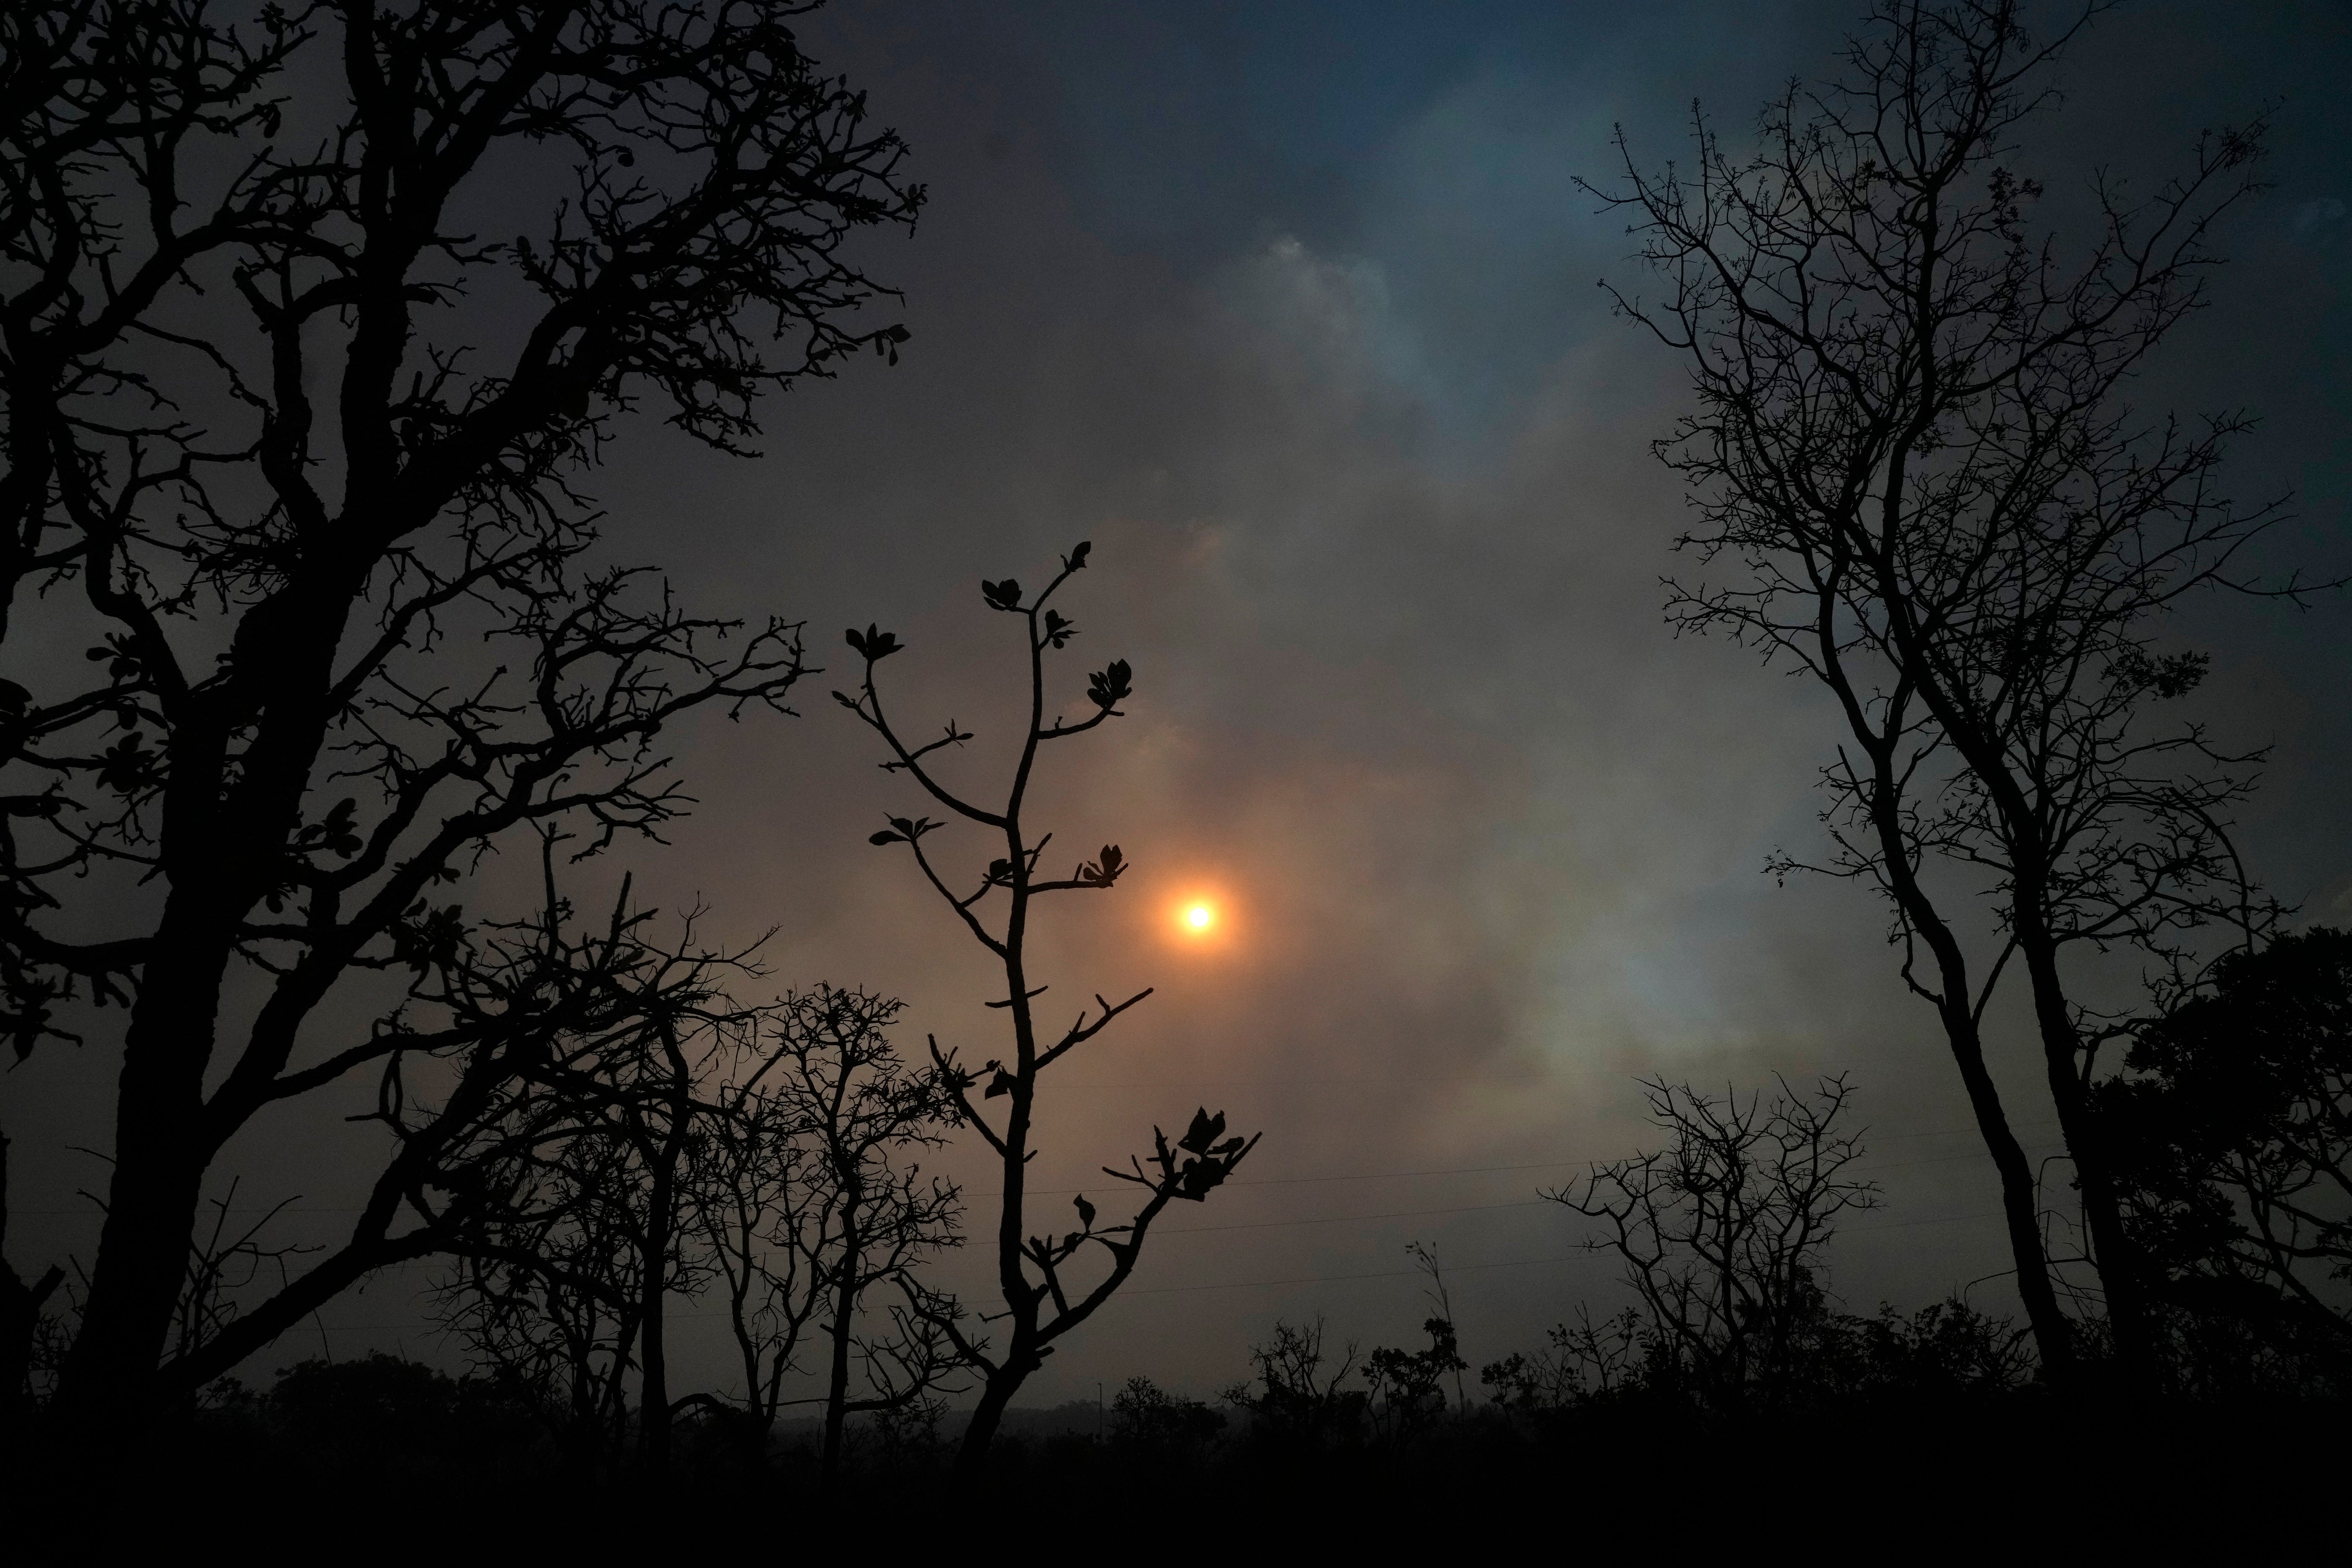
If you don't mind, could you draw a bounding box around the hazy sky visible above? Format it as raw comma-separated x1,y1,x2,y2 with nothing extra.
11,0,2350,1404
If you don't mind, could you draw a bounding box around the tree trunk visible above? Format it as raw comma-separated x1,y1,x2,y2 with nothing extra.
2016,923,2157,1383
956,1361,1025,1476
1939,998,2078,1381
52,939,233,1437
637,1158,675,1480
1856,725,2079,1377
820,1199,859,1481
0,1137,64,1441
50,569,357,1443
637,1258,668,1478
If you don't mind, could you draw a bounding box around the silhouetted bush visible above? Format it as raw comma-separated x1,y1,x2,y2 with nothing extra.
266,1355,542,1480
2098,927,2352,1395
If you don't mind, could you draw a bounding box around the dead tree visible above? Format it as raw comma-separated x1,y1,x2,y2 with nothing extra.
836,543,1262,1473
0,0,918,1440
1591,0,2293,1378
1547,1076,1879,1408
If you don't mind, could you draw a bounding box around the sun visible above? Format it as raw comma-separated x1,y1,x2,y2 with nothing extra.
1167,891,1230,945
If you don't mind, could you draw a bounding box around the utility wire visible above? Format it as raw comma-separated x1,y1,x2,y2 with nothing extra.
5,1123,2066,1217
1114,1211,2019,1297
297,1201,2023,1317
1151,1157,2051,1237
996,1122,2062,1198
1123,1254,1596,1297
1158,1199,1554,1235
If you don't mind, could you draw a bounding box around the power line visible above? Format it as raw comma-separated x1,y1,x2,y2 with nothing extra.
1844,1208,2005,1235
1123,1253,1596,1297
998,1120,2063,1198
5,1121,2067,1215
1158,1199,1553,1236
238,1206,2033,1332
1125,1210,2017,1297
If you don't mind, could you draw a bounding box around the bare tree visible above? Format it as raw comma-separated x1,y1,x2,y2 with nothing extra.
1480,1305,1652,1414
1222,1316,1364,1447
836,543,1262,1471
440,1122,653,1475
1591,0,2295,1377
168,1182,317,1376
688,1048,819,1444
427,869,759,1481
696,984,967,1480
440,956,970,1484
1547,1076,1880,1408
0,0,919,1438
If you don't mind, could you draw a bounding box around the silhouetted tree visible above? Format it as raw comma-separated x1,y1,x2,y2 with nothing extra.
442,1127,648,1474
686,1044,821,1443
1818,1298,2033,1403
1361,1315,1465,1450
837,543,1262,1470
0,0,919,1440
697,984,968,1479
441,956,967,1481
167,1181,316,1375
1222,1316,1364,1447
1592,0,2293,1378
1481,1305,1652,1414
2099,927,2352,1381
430,872,760,1480
1404,1240,1470,1409
1547,1076,1879,1408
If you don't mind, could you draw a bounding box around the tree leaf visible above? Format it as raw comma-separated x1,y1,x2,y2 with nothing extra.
1087,658,1133,709
1178,1107,1225,1155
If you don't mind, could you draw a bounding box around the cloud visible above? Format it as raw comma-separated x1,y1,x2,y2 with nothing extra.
2292,196,2347,247
18,0,2351,1406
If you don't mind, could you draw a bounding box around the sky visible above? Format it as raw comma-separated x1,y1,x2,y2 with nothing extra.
10,0,2351,1406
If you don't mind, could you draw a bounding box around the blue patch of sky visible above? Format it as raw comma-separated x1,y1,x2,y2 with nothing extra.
1014,3,1842,454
